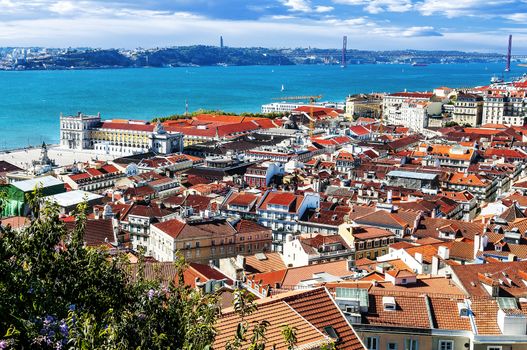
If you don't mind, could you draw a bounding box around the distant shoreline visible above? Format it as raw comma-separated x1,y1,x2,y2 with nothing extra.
0,61,512,73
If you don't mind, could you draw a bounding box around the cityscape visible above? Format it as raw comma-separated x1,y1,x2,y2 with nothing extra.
3,0,527,349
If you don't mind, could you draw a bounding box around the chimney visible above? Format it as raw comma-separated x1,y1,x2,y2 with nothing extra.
236,255,246,268
431,256,439,275
347,258,356,271
474,234,481,260
438,246,450,260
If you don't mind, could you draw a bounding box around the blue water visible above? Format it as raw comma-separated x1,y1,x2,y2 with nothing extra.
0,62,518,149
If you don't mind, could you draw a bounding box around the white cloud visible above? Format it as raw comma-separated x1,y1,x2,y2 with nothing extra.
267,15,297,20
333,0,413,14
417,0,516,18
282,0,311,12
504,13,527,23
0,0,522,52
314,5,334,13
400,26,442,37
282,0,333,13
49,1,76,14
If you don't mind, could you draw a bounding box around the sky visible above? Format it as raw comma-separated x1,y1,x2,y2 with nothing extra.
0,0,527,52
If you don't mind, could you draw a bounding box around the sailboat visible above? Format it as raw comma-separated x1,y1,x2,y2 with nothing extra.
281,84,285,92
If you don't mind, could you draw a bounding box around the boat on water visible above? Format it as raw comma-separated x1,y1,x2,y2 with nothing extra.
491,75,504,84
281,84,285,92
411,62,428,67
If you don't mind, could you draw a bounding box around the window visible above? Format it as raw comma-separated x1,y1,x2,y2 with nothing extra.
439,341,453,350
404,339,418,350
366,337,379,350
487,347,502,350
387,343,398,350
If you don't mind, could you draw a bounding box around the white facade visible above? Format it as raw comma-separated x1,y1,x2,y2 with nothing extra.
60,112,101,150
261,102,345,114
59,113,184,156
148,223,177,261
482,95,526,126
261,102,303,114
282,235,310,267
384,100,442,133
382,94,434,130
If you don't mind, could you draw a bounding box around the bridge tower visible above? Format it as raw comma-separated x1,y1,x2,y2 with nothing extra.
341,36,347,68
506,34,512,72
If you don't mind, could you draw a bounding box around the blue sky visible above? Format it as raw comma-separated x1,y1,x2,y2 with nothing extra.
0,0,526,52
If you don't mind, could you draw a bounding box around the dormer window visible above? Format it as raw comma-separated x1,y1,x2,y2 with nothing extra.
457,302,469,317
383,296,396,311
495,244,502,252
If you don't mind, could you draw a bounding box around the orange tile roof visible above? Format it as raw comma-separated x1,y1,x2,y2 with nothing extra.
382,259,413,272
450,260,527,297
259,191,299,211
152,219,186,239
284,288,364,349
428,296,472,331
226,192,259,207
244,252,287,274
448,172,489,187
364,293,431,328
215,299,329,349
470,298,501,335
249,260,353,289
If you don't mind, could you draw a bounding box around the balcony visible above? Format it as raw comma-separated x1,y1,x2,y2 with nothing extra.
311,248,355,259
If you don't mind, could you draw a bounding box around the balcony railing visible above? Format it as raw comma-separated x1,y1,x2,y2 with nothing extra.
312,248,355,258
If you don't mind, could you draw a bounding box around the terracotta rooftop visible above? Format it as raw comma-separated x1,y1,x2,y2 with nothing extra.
243,252,287,274
215,300,329,349
450,260,527,297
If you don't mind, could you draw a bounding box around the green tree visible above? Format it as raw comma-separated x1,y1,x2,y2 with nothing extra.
0,190,298,349
280,325,298,350
0,192,220,349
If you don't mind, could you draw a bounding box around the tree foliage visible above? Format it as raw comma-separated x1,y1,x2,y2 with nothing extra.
152,109,286,122
0,189,300,349
0,190,220,349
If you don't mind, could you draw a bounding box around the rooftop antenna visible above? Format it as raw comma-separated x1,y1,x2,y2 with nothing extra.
505,34,512,72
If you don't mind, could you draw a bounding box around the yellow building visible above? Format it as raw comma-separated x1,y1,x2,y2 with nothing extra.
338,222,395,260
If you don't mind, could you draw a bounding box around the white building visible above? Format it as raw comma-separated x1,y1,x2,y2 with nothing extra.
261,102,304,114
482,94,526,126
261,101,345,114
60,112,101,150
59,112,184,156
256,191,320,252
453,93,484,126
282,233,355,268
382,92,434,130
